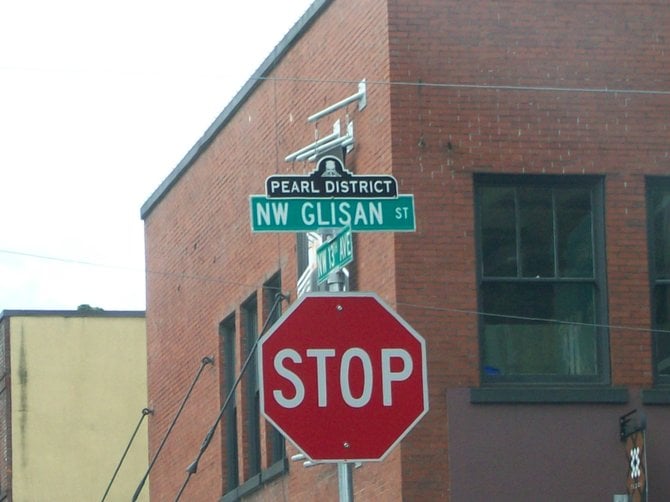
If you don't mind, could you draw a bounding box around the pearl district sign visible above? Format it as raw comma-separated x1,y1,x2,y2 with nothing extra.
249,155,416,233
265,156,398,198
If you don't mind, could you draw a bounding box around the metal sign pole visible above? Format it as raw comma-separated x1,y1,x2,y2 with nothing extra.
320,229,354,500
338,462,354,502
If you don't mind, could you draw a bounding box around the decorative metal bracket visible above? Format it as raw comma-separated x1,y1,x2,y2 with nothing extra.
307,80,367,123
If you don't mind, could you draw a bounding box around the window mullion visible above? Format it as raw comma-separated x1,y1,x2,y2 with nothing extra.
552,189,559,279
514,187,522,278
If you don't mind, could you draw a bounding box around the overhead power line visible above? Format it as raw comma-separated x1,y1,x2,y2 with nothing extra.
255,75,670,97
0,247,136,271
5,64,670,96
0,246,666,334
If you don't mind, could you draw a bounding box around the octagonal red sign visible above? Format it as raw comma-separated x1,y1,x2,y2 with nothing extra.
258,292,428,462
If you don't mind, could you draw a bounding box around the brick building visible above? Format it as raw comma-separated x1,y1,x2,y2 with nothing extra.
141,0,670,500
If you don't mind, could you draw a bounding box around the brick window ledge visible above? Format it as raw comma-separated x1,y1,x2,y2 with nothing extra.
221,458,288,502
470,386,629,404
641,388,670,405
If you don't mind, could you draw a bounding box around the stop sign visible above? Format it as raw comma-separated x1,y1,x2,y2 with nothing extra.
258,292,428,462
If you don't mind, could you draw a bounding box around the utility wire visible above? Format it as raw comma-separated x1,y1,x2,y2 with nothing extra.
173,292,288,502
101,407,153,502
0,247,285,296
255,75,670,96
1,246,667,335
397,302,670,335
0,247,137,271
6,64,670,96
132,356,214,502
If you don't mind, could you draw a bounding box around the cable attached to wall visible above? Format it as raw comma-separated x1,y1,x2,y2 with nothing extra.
131,355,215,502
173,292,289,502
100,407,153,502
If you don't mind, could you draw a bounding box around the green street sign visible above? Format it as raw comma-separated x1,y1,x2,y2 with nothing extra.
249,195,416,233
316,226,353,284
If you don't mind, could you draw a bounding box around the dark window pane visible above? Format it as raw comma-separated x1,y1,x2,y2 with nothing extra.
556,189,594,278
481,186,517,277
650,183,670,383
296,233,310,276
519,187,554,277
244,299,261,477
654,284,670,376
244,300,259,390
264,275,285,464
481,282,597,377
652,192,670,279
222,320,239,491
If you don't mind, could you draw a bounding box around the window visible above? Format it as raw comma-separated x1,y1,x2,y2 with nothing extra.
475,174,608,384
220,316,239,492
243,296,261,478
648,178,670,384
222,284,288,502
297,233,310,277
263,275,285,465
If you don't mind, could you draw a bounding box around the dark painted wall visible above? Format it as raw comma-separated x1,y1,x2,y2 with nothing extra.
448,388,670,501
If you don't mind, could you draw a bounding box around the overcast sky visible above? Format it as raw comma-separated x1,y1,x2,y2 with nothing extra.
0,0,314,311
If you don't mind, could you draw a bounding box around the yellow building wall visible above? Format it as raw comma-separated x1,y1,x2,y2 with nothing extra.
8,314,149,501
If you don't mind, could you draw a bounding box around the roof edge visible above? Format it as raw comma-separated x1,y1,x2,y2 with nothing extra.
140,0,332,220
0,310,145,321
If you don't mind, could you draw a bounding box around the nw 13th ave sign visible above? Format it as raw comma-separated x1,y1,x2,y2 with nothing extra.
316,226,353,284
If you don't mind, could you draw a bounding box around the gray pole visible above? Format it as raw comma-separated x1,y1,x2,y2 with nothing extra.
319,229,353,501
337,463,354,502
331,260,353,502
317,144,354,499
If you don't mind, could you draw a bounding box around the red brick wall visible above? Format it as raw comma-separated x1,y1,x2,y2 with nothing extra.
387,0,670,499
143,0,406,500
144,0,670,500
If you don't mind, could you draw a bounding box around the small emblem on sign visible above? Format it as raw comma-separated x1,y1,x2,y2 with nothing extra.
266,156,398,199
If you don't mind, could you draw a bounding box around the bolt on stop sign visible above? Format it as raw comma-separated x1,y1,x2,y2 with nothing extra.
258,292,428,463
